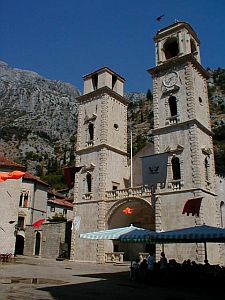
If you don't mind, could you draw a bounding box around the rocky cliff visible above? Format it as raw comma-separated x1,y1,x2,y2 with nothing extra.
0,61,80,176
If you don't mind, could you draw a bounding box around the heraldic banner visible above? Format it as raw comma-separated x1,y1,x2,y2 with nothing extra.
141,153,168,186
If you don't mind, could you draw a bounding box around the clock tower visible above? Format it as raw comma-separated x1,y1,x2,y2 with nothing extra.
148,22,222,263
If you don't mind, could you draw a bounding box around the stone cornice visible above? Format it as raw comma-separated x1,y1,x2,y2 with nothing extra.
154,22,200,44
155,187,217,197
152,119,213,136
148,54,209,79
76,143,128,156
82,66,125,82
76,86,128,106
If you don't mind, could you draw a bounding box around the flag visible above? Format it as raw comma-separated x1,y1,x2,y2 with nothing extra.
141,153,168,186
32,219,45,229
0,171,25,182
64,166,82,189
182,197,202,217
123,207,134,215
71,216,81,231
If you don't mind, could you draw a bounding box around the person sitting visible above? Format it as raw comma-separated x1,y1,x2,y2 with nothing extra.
159,252,167,270
139,258,148,282
130,258,140,281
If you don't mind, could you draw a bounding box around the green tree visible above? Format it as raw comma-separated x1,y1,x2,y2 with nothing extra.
146,89,153,100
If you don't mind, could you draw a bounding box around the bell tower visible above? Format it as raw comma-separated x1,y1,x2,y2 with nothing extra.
71,67,129,262
149,22,221,263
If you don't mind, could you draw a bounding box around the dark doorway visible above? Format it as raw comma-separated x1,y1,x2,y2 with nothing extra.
65,221,72,258
15,235,24,255
35,232,41,255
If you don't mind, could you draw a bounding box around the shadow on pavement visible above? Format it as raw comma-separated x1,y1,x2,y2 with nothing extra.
39,270,225,300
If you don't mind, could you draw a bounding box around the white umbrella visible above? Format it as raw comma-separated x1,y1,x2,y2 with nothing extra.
79,224,155,241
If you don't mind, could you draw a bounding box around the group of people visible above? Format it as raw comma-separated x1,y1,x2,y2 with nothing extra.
130,252,225,285
131,251,167,282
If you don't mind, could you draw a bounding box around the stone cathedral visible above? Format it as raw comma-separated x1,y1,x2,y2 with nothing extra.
71,22,225,264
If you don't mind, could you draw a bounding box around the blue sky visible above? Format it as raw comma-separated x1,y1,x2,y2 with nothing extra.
1,0,225,93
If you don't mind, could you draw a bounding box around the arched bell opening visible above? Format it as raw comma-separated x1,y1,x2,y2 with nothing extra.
163,38,179,60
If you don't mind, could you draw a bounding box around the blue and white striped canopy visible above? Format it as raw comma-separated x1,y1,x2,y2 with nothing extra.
79,225,154,241
156,225,225,243
119,228,157,243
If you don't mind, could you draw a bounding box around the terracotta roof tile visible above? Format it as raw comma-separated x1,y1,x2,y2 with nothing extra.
0,156,26,170
47,189,65,199
48,199,73,209
23,172,49,186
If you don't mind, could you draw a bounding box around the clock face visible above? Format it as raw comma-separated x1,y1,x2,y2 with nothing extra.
163,72,178,87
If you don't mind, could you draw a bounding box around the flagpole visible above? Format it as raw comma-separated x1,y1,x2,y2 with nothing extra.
130,130,133,188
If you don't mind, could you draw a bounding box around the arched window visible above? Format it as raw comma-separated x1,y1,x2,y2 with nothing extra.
86,173,92,193
163,38,179,60
172,157,181,180
204,157,209,181
168,96,177,116
88,123,94,141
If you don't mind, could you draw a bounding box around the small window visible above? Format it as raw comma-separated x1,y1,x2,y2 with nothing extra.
86,173,92,193
63,209,67,216
204,157,210,182
112,74,117,90
23,193,29,208
168,96,177,116
220,201,225,228
199,97,203,105
88,123,94,140
18,217,24,228
114,123,119,130
50,206,55,212
19,194,23,207
190,39,197,54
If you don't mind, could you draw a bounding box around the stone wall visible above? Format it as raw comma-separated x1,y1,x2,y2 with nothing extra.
24,222,67,258
0,171,22,254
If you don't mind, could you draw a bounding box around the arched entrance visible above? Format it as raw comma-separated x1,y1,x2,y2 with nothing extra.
15,234,24,255
107,198,155,261
34,231,41,256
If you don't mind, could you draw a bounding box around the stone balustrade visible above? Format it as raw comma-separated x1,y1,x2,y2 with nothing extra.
105,252,124,263
82,193,93,200
170,180,182,190
105,186,152,200
139,252,149,261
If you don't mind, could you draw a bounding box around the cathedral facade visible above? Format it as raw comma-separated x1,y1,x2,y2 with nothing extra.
71,22,225,265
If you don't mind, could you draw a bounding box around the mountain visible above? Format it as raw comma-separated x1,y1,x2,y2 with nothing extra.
0,61,80,185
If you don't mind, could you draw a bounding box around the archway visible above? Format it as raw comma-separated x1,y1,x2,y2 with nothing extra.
107,198,155,261
34,231,41,256
15,234,24,255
